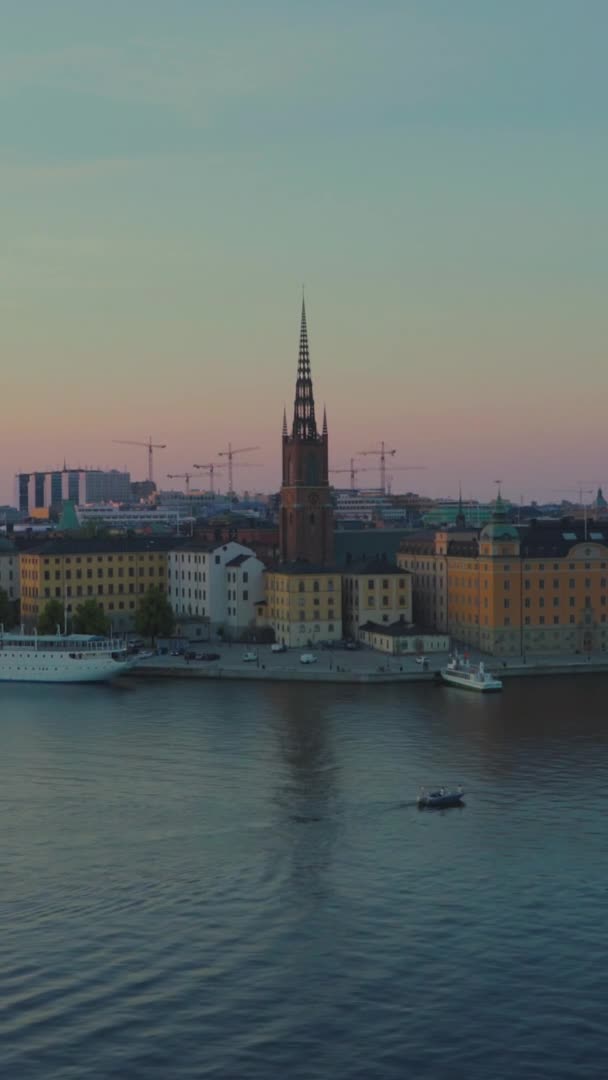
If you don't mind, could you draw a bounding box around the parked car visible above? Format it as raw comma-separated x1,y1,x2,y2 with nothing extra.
197,652,220,662
184,651,196,661
271,643,287,653
242,652,258,662
300,653,317,664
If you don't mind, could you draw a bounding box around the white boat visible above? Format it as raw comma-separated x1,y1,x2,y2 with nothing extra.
440,655,502,693
0,630,140,683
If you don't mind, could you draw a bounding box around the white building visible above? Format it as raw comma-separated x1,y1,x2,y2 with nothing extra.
0,540,19,608
75,505,181,530
168,541,265,637
224,553,266,636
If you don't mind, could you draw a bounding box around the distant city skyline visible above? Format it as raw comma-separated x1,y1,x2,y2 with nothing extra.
1,2,606,506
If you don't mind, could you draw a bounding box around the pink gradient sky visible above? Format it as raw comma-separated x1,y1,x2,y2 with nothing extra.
1,3,607,507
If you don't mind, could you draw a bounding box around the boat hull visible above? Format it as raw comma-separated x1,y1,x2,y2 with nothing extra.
418,794,465,809
0,653,137,684
440,671,502,692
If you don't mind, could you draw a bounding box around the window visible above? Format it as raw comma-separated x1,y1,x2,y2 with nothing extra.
553,579,559,589
243,590,248,601
524,616,531,625
504,580,510,591
569,615,575,624
553,597,559,607
313,581,320,592
524,579,530,590
539,579,545,589
504,599,510,609
569,597,575,608
243,572,248,583
539,597,545,608
504,617,511,626
298,582,305,592
569,578,575,589
553,616,559,625
539,616,545,625
524,598,531,608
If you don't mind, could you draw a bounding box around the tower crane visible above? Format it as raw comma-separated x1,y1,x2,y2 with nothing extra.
193,461,227,495
358,442,425,494
112,437,166,483
167,473,194,497
217,444,261,495
329,459,372,491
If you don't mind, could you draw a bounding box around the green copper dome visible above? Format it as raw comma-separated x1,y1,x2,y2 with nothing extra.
480,491,519,540
481,521,519,540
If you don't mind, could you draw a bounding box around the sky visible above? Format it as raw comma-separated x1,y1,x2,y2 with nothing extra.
1,0,607,505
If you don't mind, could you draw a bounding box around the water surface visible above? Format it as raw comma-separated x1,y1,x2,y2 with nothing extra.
1,676,607,1079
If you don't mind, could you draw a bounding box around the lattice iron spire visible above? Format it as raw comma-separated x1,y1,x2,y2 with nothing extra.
292,296,317,439
282,406,288,437
322,405,328,436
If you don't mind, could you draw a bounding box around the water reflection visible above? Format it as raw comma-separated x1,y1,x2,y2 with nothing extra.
267,686,339,900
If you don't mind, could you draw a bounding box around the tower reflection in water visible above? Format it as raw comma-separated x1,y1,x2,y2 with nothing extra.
267,684,340,903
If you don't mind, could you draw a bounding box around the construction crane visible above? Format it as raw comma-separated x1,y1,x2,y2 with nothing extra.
329,459,372,491
167,472,194,497
113,437,166,483
217,444,261,495
358,442,425,494
193,461,227,495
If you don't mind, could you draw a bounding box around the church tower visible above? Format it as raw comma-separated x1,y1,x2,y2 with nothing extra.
280,299,334,564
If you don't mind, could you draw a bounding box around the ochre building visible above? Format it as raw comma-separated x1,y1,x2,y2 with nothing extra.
20,538,173,631
398,498,608,656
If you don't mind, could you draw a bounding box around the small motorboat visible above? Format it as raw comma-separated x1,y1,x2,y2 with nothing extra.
417,786,465,809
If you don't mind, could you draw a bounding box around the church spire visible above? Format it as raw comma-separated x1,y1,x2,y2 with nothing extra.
282,406,288,437
322,405,328,437
292,296,317,440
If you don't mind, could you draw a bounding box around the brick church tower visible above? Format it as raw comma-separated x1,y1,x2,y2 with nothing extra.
280,300,334,565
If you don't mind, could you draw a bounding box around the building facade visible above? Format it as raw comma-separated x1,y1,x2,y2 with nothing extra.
19,538,172,631
167,541,265,637
358,620,449,656
342,560,412,640
262,566,342,648
398,498,608,656
0,539,19,616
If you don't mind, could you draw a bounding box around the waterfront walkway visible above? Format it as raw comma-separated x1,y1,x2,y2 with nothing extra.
132,643,608,684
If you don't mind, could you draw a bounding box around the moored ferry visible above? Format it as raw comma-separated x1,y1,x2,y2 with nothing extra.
0,630,140,683
440,655,503,693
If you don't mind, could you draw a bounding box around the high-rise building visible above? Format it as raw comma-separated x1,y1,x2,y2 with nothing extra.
279,299,334,565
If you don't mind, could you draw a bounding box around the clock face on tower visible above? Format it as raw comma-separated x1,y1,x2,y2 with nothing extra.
308,492,319,506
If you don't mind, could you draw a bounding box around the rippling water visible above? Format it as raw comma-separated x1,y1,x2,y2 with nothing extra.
1,676,608,1079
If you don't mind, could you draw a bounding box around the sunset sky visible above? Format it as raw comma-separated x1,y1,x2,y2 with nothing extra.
1,1,607,506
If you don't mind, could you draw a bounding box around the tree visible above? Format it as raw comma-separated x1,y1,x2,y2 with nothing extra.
73,599,110,636
0,586,12,628
38,599,65,635
135,586,175,640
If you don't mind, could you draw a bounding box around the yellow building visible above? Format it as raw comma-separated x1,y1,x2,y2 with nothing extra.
398,497,608,657
342,559,412,640
20,538,173,632
261,565,342,648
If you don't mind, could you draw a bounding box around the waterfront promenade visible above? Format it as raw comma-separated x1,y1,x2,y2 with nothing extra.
132,643,608,684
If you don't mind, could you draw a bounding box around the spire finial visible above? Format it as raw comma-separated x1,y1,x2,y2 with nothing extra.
293,294,317,439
